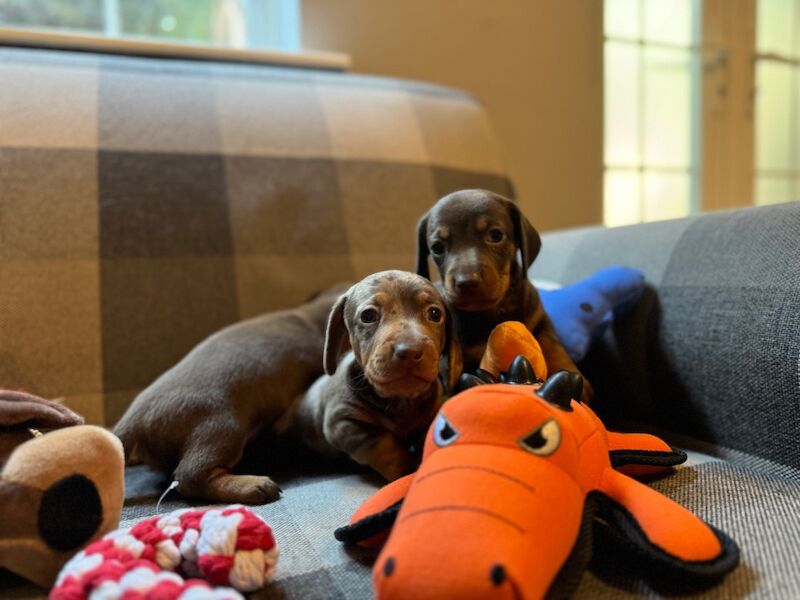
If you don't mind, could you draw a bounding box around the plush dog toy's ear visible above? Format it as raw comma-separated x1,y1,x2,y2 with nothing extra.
0,424,124,587
493,193,541,271
415,213,431,280
442,306,463,393
324,292,352,375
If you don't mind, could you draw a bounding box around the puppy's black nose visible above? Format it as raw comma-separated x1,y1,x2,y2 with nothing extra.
394,342,424,362
454,272,481,292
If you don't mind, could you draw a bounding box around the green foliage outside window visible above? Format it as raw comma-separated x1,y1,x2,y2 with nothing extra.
0,0,217,43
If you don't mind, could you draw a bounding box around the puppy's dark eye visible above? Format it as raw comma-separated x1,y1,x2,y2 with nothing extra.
430,241,445,255
519,418,560,456
486,228,505,244
433,414,459,447
360,308,379,324
427,306,443,322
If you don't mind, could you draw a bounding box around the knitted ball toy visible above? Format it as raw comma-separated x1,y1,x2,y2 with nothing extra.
51,505,278,600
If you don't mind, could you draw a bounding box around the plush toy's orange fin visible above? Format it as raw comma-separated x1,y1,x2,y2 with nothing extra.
596,468,739,582
606,431,686,477
479,321,547,380
334,474,414,547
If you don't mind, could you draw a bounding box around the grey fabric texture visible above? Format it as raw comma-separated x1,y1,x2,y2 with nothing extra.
120,467,379,600
117,458,800,599
532,203,800,470
6,453,798,599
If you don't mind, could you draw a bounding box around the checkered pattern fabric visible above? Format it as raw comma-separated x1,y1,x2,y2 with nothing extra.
0,46,513,426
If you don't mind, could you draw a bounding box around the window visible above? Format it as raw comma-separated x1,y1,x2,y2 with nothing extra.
0,0,300,51
755,0,800,205
604,0,800,227
604,0,702,227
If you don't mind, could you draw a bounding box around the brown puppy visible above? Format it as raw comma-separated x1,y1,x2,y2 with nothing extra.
283,270,461,482
113,285,345,505
416,189,591,400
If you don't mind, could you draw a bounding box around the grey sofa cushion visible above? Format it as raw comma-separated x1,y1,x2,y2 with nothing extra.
7,447,796,599
532,203,800,471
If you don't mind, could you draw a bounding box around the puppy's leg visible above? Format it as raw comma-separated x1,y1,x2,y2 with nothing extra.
330,420,416,481
174,421,281,505
534,312,594,404
354,434,417,482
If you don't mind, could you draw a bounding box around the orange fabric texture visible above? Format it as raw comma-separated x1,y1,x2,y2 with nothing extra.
478,321,547,380
347,383,729,599
606,431,679,477
600,468,722,562
342,325,735,598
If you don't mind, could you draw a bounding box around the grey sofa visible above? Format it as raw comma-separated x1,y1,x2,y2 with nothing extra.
2,45,799,598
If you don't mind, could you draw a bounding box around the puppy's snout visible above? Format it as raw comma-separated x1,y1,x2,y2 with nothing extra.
393,342,425,363
454,271,482,292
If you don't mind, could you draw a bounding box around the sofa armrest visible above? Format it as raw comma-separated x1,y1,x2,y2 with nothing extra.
530,202,800,469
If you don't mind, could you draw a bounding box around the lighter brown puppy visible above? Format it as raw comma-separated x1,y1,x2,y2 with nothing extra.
113,286,345,505
285,270,461,482
416,189,591,401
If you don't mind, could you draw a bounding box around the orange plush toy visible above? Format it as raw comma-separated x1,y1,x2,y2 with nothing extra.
478,321,547,382
335,359,739,598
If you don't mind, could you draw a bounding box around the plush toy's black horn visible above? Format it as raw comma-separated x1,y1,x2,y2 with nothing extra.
502,355,538,385
474,368,499,384
455,373,487,393
535,370,583,411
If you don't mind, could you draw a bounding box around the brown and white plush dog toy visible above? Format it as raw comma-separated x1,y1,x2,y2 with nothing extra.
0,390,124,588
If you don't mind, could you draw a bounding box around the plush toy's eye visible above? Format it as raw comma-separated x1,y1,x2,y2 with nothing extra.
360,308,379,324
433,413,459,447
519,418,560,456
430,240,446,255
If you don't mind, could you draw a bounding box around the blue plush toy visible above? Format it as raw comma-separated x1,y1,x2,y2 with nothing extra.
538,266,645,362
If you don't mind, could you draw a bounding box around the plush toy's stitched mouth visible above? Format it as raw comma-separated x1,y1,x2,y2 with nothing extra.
398,505,525,533
414,465,535,493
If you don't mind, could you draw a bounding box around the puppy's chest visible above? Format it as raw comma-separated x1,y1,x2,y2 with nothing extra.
367,395,442,439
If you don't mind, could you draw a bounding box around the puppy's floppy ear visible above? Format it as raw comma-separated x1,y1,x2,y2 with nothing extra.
498,195,541,271
415,213,431,280
442,306,463,393
324,292,351,375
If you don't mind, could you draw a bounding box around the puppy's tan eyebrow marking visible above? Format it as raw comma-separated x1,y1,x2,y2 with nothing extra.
416,291,436,305
437,226,450,239
475,217,488,232
369,292,388,306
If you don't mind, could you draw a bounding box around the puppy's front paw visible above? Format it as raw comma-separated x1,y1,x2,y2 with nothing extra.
235,475,283,505
201,473,282,505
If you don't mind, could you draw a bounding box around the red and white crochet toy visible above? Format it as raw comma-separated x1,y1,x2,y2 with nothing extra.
50,505,278,600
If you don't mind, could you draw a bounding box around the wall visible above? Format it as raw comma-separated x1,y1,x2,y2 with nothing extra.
301,0,603,232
